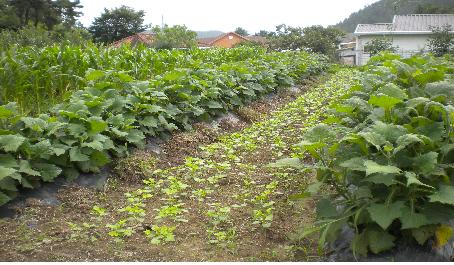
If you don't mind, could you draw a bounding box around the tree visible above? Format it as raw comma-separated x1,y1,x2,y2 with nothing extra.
89,5,147,43
233,40,265,49
415,3,454,14
300,26,345,57
364,37,397,56
6,0,82,30
267,24,345,59
267,24,305,51
53,0,83,28
255,30,271,37
0,0,21,29
152,24,197,49
234,27,248,36
427,25,454,57
0,24,92,49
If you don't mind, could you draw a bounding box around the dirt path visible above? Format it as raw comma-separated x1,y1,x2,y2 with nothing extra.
0,69,357,261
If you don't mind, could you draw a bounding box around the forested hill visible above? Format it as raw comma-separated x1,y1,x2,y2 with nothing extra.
336,0,454,32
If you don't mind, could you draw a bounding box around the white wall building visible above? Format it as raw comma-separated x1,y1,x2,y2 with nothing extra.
354,14,454,65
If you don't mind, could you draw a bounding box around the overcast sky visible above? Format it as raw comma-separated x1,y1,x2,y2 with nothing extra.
78,0,380,33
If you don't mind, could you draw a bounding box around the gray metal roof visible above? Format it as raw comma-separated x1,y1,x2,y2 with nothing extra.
393,14,454,31
355,14,454,35
355,23,393,33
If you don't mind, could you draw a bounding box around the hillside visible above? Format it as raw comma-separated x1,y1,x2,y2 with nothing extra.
336,0,454,32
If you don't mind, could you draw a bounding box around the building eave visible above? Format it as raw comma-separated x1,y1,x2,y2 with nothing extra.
353,31,454,36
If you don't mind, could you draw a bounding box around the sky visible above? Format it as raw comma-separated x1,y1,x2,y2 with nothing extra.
78,0,380,33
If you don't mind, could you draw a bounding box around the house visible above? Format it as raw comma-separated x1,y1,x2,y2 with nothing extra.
111,31,267,49
337,33,356,65
354,14,454,65
111,31,155,48
197,32,266,48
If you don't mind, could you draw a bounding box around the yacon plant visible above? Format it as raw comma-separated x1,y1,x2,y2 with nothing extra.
274,54,454,257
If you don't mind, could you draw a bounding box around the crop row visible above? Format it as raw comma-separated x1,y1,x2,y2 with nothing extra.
283,53,454,257
0,49,330,205
0,45,268,114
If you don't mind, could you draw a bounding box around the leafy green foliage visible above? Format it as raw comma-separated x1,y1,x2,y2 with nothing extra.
151,24,197,49
0,0,83,30
266,24,345,59
276,53,454,256
427,25,454,57
234,27,249,36
0,44,304,114
0,48,330,205
364,38,397,56
144,225,176,245
88,5,147,43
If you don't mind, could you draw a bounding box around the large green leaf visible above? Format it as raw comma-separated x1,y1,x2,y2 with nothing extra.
365,174,396,186
376,83,408,100
30,140,55,157
425,81,454,98
393,134,423,154
0,166,17,180
125,129,145,144
411,226,436,245
352,231,369,257
421,203,454,224
367,229,396,254
316,198,338,218
21,117,47,132
413,152,438,176
303,124,336,143
63,167,80,181
358,131,386,150
69,147,90,162
369,94,402,110
67,123,86,137
34,163,62,182
0,105,14,119
88,117,107,134
0,134,26,152
139,116,159,128
369,121,407,142
429,185,454,205
81,140,104,151
399,207,430,229
294,140,327,160
90,151,111,167
86,69,106,81
0,191,11,205
367,201,405,230
206,100,223,109
405,171,434,188
414,70,444,86
364,160,401,176
339,157,366,171
0,154,18,168
19,160,40,176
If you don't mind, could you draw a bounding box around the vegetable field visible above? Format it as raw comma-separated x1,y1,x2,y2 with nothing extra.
0,45,318,114
0,46,329,206
1,47,453,261
276,53,454,259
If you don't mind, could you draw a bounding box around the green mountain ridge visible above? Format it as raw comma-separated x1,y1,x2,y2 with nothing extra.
336,0,454,32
